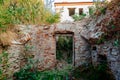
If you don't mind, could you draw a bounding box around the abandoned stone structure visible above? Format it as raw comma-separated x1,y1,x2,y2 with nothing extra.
80,15,120,80
6,18,120,80
7,19,91,71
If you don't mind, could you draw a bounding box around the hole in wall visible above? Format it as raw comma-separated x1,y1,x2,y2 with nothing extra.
98,54,107,64
55,34,74,65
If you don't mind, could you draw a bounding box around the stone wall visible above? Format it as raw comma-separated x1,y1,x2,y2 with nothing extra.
80,15,120,80
1,18,119,80
5,17,119,80
7,19,91,72
91,40,120,80
80,18,120,80
26,21,91,69
7,45,24,77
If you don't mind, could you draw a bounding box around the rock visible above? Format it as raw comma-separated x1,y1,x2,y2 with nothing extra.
111,48,119,56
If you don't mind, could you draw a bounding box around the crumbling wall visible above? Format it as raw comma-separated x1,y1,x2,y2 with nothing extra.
91,40,120,80
81,20,120,80
6,19,91,72
80,5,120,79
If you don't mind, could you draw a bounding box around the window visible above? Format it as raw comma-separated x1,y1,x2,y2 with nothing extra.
68,8,75,16
79,8,83,15
56,34,74,64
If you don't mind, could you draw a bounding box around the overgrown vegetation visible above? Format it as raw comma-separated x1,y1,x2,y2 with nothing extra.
0,0,119,80
0,0,59,27
56,35,73,64
72,0,108,21
72,14,86,21
95,0,120,45
13,59,115,80
88,0,108,17
88,6,95,17
93,0,108,16
0,0,59,45
87,0,120,45
13,58,73,80
14,67,72,80
72,63,115,80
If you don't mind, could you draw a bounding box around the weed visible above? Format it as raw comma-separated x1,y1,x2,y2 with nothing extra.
14,58,73,80
89,6,96,17
72,14,86,21
56,35,73,64
0,0,59,45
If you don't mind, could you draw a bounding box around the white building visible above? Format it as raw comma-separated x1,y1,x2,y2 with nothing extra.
54,0,94,22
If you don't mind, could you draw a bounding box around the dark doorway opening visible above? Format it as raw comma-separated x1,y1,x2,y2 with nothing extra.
56,34,74,64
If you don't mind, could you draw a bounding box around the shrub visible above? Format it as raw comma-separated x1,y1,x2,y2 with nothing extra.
93,0,108,16
0,0,59,28
88,6,96,17
72,14,86,21
13,58,73,80
45,13,60,24
0,0,60,45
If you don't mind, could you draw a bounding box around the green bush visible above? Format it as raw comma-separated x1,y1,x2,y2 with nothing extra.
88,6,96,16
72,14,86,21
14,69,69,80
46,13,60,24
0,0,60,45
0,0,59,30
14,58,73,80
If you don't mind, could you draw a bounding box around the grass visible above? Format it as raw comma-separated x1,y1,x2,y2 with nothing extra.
0,0,60,45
